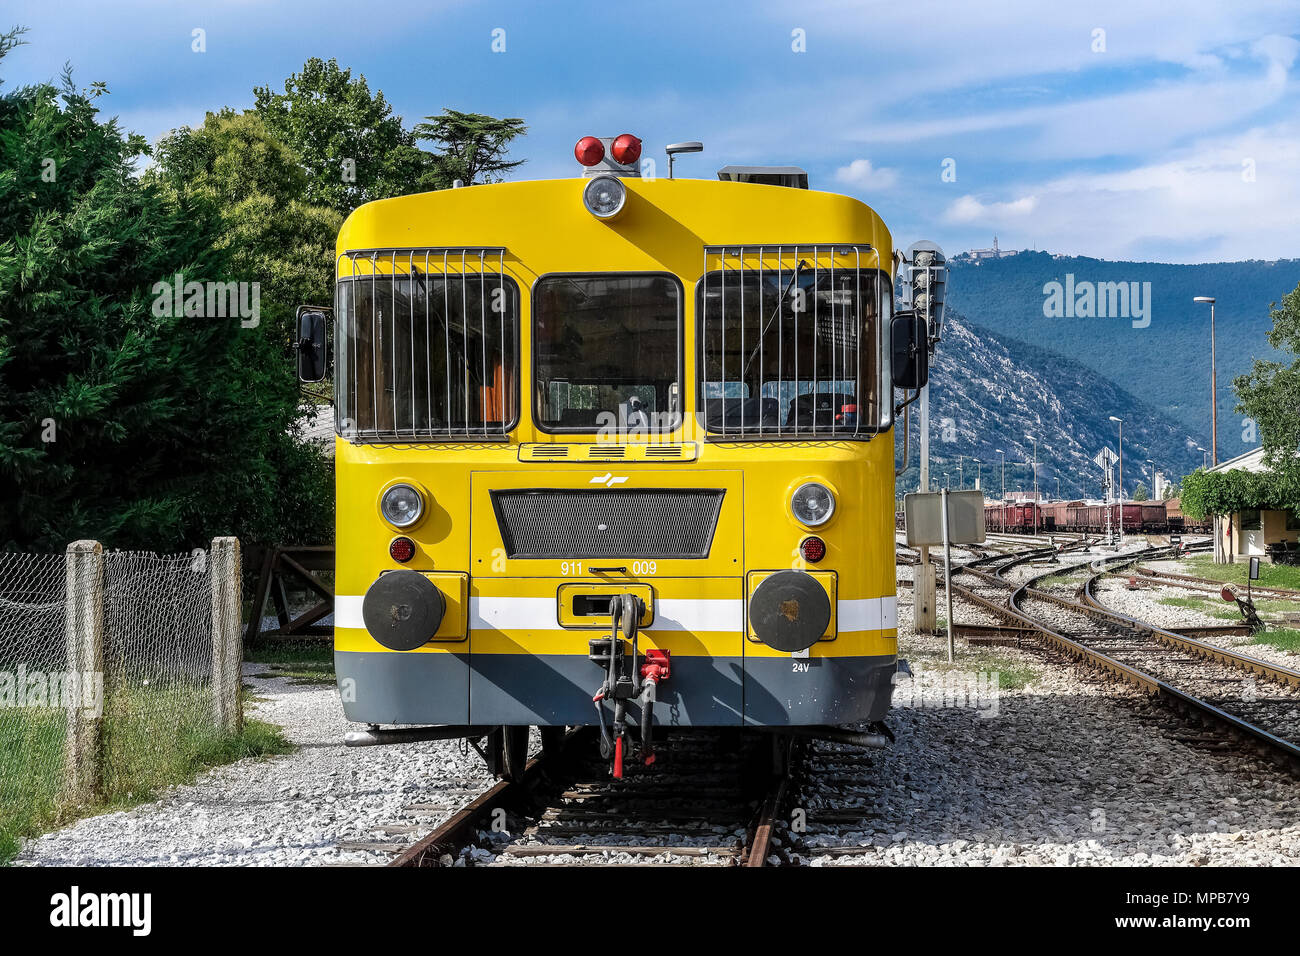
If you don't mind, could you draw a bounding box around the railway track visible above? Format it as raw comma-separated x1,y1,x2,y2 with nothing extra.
947,545,1300,771
921,540,1300,773
386,729,794,867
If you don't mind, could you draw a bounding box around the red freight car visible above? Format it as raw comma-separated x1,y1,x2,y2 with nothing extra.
1166,496,1210,533
1043,500,1080,532
1139,502,1167,532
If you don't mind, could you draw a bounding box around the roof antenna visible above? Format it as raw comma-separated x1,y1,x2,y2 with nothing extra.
665,141,703,180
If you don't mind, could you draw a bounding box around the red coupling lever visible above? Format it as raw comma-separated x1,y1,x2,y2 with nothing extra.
639,650,670,767
613,735,624,779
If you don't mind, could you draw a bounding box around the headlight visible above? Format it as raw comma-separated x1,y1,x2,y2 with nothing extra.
791,481,835,527
583,174,626,219
380,483,424,528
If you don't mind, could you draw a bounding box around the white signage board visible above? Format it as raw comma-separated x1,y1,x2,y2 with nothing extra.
904,490,987,547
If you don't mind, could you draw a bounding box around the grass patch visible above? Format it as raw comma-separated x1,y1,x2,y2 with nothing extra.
910,648,1040,691
0,689,291,866
250,666,334,686
1156,596,1244,621
1250,629,1300,653
244,637,332,667
1251,598,1300,616
245,637,334,686
0,707,63,866
979,656,1039,691
1181,555,1300,592
1158,595,1214,610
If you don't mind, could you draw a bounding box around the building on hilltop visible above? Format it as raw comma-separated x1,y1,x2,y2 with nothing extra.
956,236,1020,263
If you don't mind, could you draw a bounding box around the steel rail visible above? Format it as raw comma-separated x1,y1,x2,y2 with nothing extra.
1129,564,1300,601
1078,562,1300,690
999,554,1300,769
745,773,791,868
390,752,547,867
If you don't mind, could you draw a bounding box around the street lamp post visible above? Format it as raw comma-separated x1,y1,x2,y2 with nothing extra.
958,455,964,490
1109,416,1124,545
1029,438,1039,534
972,458,981,492
1194,296,1217,466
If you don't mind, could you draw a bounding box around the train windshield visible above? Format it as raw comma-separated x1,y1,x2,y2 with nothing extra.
697,263,888,436
534,274,682,432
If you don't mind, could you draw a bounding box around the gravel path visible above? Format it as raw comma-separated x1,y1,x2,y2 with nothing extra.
15,666,497,867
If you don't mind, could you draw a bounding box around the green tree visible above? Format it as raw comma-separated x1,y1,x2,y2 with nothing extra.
414,109,527,185
252,58,440,214
148,109,339,545
1132,482,1149,501
1235,282,1300,482
150,110,342,342
0,31,328,550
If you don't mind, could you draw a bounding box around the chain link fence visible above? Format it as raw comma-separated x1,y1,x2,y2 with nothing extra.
0,538,242,851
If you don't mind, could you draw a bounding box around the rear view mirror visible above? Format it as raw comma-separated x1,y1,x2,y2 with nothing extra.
296,308,329,383
891,310,929,390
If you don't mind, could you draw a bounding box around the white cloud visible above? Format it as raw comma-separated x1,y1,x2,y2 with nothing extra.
833,158,899,190
945,194,1038,223
941,120,1300,261
767,0,1300,99
857,34,1298,162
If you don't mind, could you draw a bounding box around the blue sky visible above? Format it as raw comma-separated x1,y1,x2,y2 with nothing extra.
5,0,1300,263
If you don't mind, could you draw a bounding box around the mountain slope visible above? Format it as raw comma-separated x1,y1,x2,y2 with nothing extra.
946,253,1300,462
895,312,1209,500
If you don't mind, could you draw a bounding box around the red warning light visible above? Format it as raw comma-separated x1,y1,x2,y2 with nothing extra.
611,134,642,165
575,136,605,166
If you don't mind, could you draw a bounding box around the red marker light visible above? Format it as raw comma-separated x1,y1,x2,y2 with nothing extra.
800,536,826,563
389,536,416,563
575,136,605,166
611,133,642,165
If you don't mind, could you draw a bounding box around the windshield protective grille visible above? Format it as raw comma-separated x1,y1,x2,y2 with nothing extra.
336,248,517,441
491,489,724,558
698,245,886,437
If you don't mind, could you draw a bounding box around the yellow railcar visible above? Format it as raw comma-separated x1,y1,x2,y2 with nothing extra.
299,135,922,776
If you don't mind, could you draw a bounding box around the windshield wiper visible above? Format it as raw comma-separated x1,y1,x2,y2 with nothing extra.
741,259,807,380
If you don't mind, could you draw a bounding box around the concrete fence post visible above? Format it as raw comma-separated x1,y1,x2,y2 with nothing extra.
210,537,243,734
63,539,104,805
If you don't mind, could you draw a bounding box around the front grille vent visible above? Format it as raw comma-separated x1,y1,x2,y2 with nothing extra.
491,489,725,559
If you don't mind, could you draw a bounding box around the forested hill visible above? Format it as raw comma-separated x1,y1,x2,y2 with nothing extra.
945,252,1300,462
895,312,1209,501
